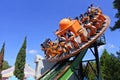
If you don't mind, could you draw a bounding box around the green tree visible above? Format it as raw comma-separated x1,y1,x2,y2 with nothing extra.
100,49,111,80
0,43,5,79
14,37,27,80
100,49,120,80
110,0,120,31
87,62,96,80
2,60,11,70
114,49,120,61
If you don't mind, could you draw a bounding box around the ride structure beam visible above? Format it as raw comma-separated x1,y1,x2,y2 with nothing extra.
93,41,100,79
57,48,88,80
78,61,84,80
76,35,106,80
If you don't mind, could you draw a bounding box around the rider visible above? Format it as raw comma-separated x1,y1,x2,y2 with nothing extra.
82,13,97,36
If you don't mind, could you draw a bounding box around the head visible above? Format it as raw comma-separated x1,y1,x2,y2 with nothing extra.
41,44,45,48
90,4,94,7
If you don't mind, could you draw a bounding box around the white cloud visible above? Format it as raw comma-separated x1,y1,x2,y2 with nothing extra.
98,43,116,53
98,45,106,53
27,49,38,54
107,43,115,48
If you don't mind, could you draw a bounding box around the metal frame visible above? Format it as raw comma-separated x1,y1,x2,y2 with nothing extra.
72,34,106,80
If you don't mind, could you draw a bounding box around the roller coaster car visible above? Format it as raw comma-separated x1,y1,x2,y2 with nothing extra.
56,18,82,37
41,6,109,62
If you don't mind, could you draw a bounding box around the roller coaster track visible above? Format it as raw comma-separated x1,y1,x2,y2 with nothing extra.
47,15,110,62
38,48,88,80
38,15,110,80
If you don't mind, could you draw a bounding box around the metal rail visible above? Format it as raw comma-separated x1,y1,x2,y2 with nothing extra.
38,15,110,80
56,48,88,80
48,15,110,62
38,48,88,80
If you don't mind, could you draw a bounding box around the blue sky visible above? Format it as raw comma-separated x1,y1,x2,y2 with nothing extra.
0,0,119,69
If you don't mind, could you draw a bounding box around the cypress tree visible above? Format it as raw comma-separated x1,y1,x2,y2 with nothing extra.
0,43,5,79
14,37,27,80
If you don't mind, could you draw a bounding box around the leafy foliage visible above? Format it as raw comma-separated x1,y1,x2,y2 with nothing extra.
100,49,120,80
110,0,120,31
14,37,27,80
86,62,96,80
2,60,11,70
115,50,120,61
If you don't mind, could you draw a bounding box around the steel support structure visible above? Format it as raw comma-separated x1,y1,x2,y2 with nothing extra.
72,34,106,80
75,41,101,80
